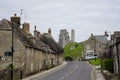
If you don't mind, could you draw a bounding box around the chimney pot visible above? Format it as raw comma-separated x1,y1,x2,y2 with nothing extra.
34,25,37,31
91,33,93,36
14,14,17,16
105,31,109,36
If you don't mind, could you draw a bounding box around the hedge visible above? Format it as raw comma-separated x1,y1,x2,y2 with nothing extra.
103,59,114,73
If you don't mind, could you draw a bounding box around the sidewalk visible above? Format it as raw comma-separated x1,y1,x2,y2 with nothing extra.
94,66,106,80
22,62,67,80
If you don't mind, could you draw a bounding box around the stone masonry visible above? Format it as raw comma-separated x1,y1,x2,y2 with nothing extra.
0,14,63,80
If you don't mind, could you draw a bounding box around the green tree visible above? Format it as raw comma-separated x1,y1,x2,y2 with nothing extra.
63,43,83,60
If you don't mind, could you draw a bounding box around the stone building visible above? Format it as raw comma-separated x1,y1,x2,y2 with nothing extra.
0,14,63,79
110,31,120,75
82,33,108,59
58,29,70,48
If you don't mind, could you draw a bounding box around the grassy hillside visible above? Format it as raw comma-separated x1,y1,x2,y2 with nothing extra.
63,43,83,60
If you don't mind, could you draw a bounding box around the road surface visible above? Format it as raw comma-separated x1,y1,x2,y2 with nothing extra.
34,61,93,80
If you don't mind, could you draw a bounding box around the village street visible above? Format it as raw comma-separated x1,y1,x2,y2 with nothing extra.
33,61,93,80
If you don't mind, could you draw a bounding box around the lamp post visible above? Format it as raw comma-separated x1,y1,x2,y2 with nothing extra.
94,54,97,61
11,23,14,80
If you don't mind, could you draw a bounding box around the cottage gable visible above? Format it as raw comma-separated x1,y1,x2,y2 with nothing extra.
82,33,108,59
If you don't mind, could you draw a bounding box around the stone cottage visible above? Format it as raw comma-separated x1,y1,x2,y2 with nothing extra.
82,33,108,59
0,14,63,79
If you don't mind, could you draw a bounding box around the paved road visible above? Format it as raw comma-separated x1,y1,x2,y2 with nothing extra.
34,61,93,80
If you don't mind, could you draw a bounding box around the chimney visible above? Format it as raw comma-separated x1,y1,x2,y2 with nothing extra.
37,31,41,38
10,14,21,27
105,31,108,36
34,25,38,38
91,33,93,36
22,22,30,33
48,28,51,34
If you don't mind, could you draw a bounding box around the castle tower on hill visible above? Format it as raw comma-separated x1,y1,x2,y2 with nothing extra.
71,29,75,43
59,29,70,48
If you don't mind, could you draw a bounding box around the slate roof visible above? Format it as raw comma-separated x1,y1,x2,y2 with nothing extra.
94,35,108,44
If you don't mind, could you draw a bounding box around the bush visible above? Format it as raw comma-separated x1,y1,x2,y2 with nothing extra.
103,59,114,73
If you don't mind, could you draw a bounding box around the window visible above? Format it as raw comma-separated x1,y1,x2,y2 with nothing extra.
86,45,90,49
31,62,33,71
86,50,95,59
98,44,101,49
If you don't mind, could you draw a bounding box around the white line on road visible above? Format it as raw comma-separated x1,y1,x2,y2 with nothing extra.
65,73,69,77
58,64,79,80
59,76,65,80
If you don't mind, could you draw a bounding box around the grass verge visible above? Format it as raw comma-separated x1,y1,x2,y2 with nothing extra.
88,58,101,66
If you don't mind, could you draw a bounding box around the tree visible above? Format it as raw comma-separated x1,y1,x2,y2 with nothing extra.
63,43,83,60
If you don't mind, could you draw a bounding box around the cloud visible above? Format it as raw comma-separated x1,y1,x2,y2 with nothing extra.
0,0,120,42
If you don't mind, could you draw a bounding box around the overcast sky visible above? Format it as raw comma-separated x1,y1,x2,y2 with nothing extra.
1,0,120,42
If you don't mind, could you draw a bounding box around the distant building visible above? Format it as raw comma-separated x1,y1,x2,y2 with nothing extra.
71,29,75,43
59,29,70,48
82,33,108,59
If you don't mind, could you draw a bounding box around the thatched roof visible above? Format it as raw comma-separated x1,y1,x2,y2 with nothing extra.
0,19,63,54
40,35,63,54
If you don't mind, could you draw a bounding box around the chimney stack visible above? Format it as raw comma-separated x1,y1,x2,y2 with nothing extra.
48,28,51,34
10,14,21,27
22,22,30,33
34,25,38,38
91,33,93,36
37,32,41,38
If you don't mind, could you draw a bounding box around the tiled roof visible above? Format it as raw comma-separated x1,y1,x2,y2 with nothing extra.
14,26,35,47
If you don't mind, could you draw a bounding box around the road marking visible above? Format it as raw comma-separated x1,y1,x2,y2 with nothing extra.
58,64,79,80
65,73,69,77
59,76,65,80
